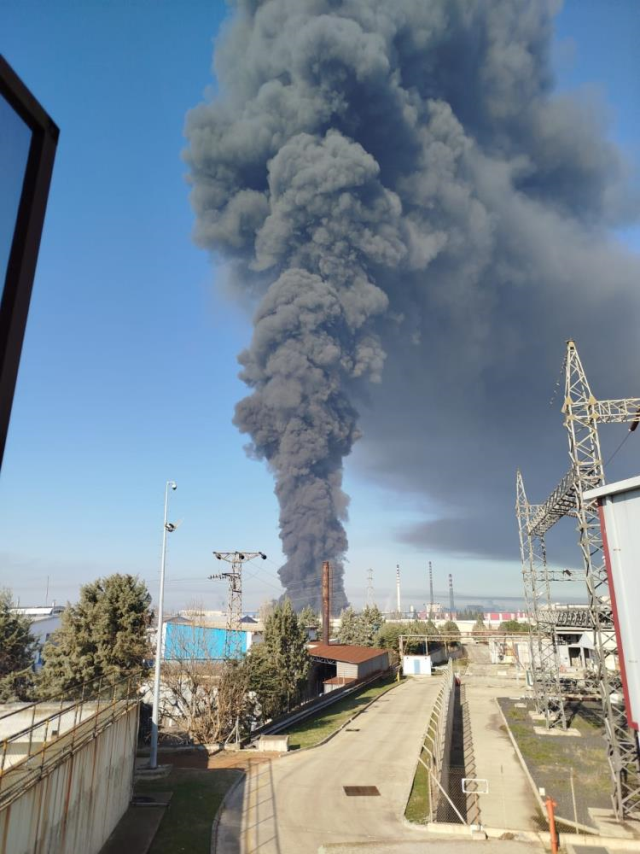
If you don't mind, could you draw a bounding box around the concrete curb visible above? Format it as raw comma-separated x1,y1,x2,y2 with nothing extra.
280,676,404,755
210,681,404,851
418,820,640,851
210,768,245,854
494,699,600,836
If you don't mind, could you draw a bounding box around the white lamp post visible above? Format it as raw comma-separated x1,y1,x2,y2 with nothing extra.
149,479,177,770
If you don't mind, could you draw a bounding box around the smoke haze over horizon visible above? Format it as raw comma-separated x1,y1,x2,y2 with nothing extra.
185,0,640,611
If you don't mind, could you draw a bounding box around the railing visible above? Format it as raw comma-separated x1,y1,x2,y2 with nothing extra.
418,660,465,823
0,671,141,808
249,667,395,742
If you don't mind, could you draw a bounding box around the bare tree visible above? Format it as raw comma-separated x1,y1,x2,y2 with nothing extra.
158,607,253,744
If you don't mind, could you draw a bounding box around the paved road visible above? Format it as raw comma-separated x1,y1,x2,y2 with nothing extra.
463,675,538,830
215,677,442,854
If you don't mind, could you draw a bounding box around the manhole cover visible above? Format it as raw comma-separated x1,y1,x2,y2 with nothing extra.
344,786,380,797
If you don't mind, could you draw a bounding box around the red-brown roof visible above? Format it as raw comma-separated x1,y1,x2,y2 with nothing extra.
309,643,389,664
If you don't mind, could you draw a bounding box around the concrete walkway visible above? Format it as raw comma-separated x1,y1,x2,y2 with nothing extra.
215,677,442,854
463,673,538,830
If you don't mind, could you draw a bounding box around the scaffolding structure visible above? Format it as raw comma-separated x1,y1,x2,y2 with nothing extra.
517,339,640,818
209,551,266,659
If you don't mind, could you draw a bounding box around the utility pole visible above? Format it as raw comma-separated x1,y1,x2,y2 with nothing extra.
428,562,434,620
395,564,401,616
366,568,374,607
210,551,266,659
448,574,455,619
150,479,178,771
322,560,331,644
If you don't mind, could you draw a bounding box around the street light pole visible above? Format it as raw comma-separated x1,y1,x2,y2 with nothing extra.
150,479,177,770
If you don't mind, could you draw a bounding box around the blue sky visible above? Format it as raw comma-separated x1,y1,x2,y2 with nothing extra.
1,0,639,614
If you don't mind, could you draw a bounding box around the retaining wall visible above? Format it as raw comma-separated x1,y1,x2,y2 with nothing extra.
0,703,138,854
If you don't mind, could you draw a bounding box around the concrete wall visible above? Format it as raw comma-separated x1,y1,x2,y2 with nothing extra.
0,703,138,854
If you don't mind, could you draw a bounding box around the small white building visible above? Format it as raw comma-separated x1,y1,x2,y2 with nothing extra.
402,655,432,676
10,605,64,670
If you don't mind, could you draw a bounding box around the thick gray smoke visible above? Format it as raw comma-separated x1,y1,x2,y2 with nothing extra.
185,0,640,609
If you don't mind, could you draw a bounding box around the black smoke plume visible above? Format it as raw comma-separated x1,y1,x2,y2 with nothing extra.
185,0,640,609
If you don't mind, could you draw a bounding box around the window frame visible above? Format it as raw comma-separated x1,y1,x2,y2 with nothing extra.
0,55,59,470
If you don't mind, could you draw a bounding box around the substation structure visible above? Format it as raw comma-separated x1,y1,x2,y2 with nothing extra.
517,339,640,819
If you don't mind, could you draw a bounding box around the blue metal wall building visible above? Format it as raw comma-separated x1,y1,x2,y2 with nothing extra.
162,620,249,661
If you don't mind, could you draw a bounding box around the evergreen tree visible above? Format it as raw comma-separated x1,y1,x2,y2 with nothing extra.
248,599,310,717
39,574,151,696
298,605,320,628
360,605,384,645
336,607,361,644
0,591,37,701
337,605,385,646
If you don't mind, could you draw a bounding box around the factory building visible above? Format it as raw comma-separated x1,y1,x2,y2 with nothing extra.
308,642,390,693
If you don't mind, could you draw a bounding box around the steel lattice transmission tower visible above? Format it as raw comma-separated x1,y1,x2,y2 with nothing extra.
366,568,374,607
518,339,640,818
516,470,567,730
209,551,266,659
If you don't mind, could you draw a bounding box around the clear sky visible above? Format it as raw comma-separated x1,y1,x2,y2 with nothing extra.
1,0,639,614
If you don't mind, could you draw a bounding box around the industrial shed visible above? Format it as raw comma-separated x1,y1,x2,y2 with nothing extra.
309,643,390,692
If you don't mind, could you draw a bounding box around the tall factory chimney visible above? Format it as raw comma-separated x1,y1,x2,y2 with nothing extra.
322,560,331,644
429,561,434,620
396,564,401,616
449,573,455,618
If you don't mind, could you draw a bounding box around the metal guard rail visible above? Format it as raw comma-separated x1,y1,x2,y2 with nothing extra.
0,671,141,808
250,666,396,742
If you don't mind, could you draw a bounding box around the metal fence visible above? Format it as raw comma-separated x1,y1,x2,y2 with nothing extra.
418,660,462,823
0,671,141,808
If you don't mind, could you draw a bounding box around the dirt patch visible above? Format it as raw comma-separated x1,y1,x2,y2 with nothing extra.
158,748,280,771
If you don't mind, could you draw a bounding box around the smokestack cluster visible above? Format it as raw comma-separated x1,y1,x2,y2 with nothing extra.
186,1,640,607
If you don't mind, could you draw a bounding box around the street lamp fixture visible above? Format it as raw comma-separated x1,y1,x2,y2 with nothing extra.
149,480,178,770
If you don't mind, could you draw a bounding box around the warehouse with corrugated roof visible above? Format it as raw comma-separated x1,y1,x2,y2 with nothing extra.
308,642,390,692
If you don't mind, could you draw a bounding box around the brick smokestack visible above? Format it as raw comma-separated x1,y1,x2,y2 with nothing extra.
322,560,331,644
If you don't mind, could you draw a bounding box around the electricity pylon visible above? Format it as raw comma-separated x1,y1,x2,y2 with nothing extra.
209,551,266,659
366,568,374,607
516,470,567,730
519,339,640,818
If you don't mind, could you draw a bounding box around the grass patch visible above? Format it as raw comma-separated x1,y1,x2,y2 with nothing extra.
499,698,611,828
282,674,399,750
135,767,237,854
405,747,430,823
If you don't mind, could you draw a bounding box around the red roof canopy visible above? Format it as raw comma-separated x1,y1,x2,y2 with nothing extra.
309,643,389,664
